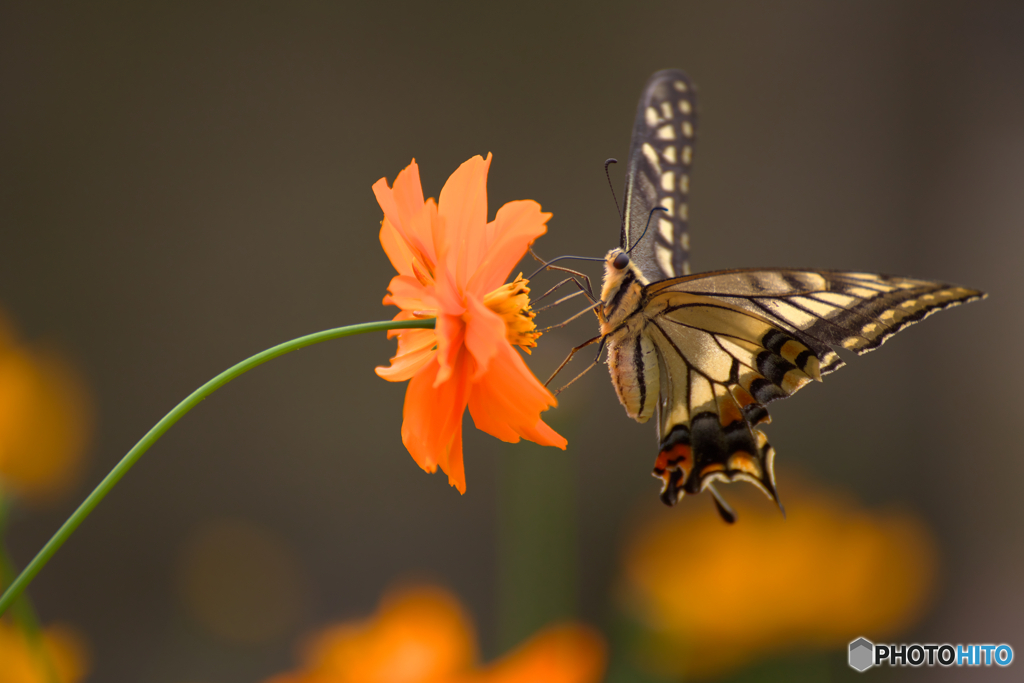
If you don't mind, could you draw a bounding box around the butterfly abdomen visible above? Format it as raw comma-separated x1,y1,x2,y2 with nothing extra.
606,318,659,423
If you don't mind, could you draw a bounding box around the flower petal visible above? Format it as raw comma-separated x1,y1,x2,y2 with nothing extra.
373,160,437,270
462,295,505,380
461,623,606,683
468,200,552,296
401,355,470,493
391,160,426,225
467,343,566,449
431,251,468,320
383,275,439,314
433,313,465,386
438,154,491,291
282,585,476,682
379,215,415,278
375,328,437,382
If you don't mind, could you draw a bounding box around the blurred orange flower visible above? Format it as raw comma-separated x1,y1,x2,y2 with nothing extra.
618,478,937,679
374,155,566,493
0,310,91,504
0,620,89,683
459,624,605,683
264,585,605,683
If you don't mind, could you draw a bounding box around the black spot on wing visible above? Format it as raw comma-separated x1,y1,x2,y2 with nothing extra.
743,402,769,425
760,328,790,355
749,377,787,405
728,358,741,384
659,423,692,452
756,350,797,387
686,412,725,494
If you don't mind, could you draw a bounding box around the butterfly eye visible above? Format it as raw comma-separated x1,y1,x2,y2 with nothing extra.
613,252,630,270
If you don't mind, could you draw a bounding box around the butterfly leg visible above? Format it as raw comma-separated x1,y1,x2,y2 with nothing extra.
541,264,596,303
533,279,590,312
529,248,597,302
537,300,602,333
544,334,606,395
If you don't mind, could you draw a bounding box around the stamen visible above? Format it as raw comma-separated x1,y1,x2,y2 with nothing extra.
484,274,540,353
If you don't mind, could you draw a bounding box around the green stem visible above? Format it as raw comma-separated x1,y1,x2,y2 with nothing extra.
0,318,434,617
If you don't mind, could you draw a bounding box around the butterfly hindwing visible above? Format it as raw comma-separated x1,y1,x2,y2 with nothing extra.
622,69,696,283
644,291,821,504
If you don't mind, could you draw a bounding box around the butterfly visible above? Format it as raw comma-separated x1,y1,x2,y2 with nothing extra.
576,69,986,520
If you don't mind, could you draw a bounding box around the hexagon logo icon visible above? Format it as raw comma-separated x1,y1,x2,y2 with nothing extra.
849,637,874,672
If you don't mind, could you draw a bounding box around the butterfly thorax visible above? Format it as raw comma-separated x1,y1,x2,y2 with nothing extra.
598,248,650,333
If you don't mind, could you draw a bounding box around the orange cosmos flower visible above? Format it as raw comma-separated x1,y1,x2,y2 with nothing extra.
262,584,606,683
618,476,937,679
0,620,90,683
265,585,474,683
374,155,567,493
0,308,92,504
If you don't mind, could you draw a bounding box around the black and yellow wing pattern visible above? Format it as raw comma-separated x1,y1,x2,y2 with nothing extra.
597,70,986,514
645,269,984,506
621,69,696,281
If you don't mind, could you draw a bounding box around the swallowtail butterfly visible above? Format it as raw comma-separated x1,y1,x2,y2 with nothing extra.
594,70,985,517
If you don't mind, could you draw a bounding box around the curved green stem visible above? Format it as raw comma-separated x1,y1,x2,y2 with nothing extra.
0,318,434,617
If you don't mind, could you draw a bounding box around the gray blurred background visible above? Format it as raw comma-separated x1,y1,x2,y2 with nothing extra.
1,1,1021,681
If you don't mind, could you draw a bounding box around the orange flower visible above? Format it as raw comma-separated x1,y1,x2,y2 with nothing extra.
266,585,475,683
618,477,937,679
0,309,92,504
456,624,605,683
374,155,567,493
0,620,89,683
263,584,605,683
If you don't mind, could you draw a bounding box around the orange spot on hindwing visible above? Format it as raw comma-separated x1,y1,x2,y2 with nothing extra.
654,431,692,506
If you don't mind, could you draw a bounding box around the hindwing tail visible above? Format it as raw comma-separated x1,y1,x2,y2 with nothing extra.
647,293,821,505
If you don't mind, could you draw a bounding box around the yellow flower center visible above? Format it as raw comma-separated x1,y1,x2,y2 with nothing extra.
483,274,541,353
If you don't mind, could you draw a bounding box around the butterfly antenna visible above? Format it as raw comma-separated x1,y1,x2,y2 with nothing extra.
626,206,668,254
604,158,622,225
708,484,737,524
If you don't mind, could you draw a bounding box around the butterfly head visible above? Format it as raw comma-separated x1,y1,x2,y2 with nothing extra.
599,248,649,328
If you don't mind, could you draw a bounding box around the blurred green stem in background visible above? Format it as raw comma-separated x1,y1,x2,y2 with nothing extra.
0,319,434,617
496,402,579,652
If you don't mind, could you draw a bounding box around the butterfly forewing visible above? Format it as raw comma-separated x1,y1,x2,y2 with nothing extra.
622,69,696,282
650,269,985,372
